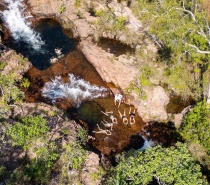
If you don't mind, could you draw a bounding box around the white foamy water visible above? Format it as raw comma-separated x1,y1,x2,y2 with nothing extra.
3,0,44,50
42,74,109,106
138,136,156,151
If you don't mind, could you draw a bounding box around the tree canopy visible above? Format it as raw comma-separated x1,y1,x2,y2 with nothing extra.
131,0,210,100
180,101,210,153
107,142,207,185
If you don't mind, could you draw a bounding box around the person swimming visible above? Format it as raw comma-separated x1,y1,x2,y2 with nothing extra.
55,48,62,56
101,111,118,124
118,110,129,125
92,124,112,135
101,120,114,130
129,107,136,124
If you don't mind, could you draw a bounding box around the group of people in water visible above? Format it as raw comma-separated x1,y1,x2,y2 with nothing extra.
50,48,63,64
93,93,136,136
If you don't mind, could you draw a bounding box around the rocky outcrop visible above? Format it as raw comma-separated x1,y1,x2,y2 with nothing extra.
26,0,170,122
0,1,7,11
79,38,139,89
12,102,102,184
81,152,101,185
0,50,32,79
135,86,170,122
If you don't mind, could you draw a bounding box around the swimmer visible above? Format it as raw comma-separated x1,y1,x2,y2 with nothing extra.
55,48,62,56
101,120,114,130
92,124,112,135
118,110,129,125
129,107,136,124
101,111,118,124
50,57,58,64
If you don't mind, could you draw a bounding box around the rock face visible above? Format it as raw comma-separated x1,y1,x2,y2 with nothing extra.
173,105,193,128
81,152,101,185
134,86,170,122
25,0,169,122
79,38,139,90
0,50,32,79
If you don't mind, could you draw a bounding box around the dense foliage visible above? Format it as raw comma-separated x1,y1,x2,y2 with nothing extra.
131,0,210,100
0,73,24,119
1,114,89,185
7,115,48,149
180,101,210,153
1,0,210,184
106,143,207,185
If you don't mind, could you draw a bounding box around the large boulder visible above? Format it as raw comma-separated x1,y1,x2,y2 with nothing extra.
132,86,170,122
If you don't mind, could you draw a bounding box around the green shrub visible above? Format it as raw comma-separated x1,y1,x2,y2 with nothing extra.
59,5,66,14
106,143,207,184
23,142,58,184
0,73,24,119
74,0,81,7
0,62,6,70
7,115,48,150
180,101,210,153
20,78,30,89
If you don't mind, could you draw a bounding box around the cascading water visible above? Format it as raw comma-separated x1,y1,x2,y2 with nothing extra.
42,74,109,106
139,136,155,151
2,0,44,50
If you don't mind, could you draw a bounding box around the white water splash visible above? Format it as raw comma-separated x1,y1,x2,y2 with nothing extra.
3,0,44,50
138,136,156,151
42,74,109,106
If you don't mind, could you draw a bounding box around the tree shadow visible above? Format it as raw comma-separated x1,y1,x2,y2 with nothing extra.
158,45,172,64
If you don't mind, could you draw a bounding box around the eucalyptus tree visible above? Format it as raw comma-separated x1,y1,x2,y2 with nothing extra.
106,143,207,185
133,0,210,100
179,101,210,170
180,101,210,152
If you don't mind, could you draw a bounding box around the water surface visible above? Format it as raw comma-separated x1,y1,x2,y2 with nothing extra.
5,19,76,70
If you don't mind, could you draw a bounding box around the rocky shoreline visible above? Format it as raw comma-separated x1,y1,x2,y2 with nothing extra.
23,0,177,123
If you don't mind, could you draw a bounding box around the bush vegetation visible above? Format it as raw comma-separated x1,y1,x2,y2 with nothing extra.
0,73,24,119
94,8,128,40
129,0,210,101
106,143,207,185
180,101,210,153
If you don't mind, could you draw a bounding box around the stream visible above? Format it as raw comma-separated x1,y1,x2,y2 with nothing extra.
1,0,181,156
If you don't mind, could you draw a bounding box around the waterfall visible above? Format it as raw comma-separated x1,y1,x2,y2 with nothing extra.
2,0,44,51
42,74,109,106
138,136,155,151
